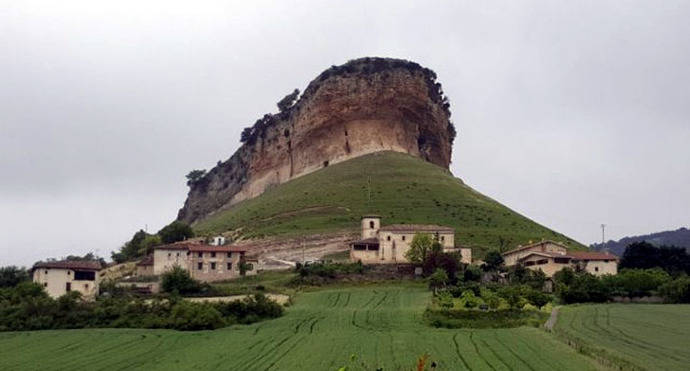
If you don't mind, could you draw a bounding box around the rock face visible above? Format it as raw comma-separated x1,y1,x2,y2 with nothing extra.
178,57,456,224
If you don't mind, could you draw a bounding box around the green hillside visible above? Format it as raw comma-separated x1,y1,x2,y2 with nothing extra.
194,151,583,255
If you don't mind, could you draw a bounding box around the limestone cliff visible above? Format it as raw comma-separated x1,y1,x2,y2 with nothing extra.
178,57,456,224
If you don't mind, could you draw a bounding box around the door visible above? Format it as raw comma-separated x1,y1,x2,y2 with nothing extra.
65,282,71,292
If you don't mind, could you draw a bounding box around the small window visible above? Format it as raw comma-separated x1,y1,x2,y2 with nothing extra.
227,263,232,270
595,267,599,272
168,253,171,258
198,252,203,258
402,235,406,241
176,252,180,257
369,221,375,229
211,262,216,270
44,282,48,287
245,264,254,271
211,252,216,258
84,284,89,289
227,252,232,258
387,236,391,241
197,262,203,270
441,236,445,241
67,271,71,275
45,270,48,275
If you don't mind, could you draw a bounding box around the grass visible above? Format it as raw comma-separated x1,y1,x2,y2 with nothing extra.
0,284,597,370
555,304,690,370
194,151,583,256
211,270,298,296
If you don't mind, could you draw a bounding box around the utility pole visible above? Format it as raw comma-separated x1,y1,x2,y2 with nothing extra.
601,224,607,251
367,176,371,208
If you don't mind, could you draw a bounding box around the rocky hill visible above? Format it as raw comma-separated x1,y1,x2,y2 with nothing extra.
178,57,456,224
591,227,690,256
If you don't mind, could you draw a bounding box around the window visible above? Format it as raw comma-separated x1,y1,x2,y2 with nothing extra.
168,253,171,258
65,282,71,292
198,252,203,258
369,221,375,229
227,252,232,258
402,235,406,241
43,282,48,287
74,271,95,281
211,252,216,258
387,236,391,241
84,284,89,289
595,267,599,272
211,262,216,270
554,258,570,264
536,259,548,265
525,261,535,266
176,252,180,257
441,236,445,241
245,264,254,271
227,263,232,270
353,244,366,251
45,270,48,274
198,262,203,270
67,271,71,275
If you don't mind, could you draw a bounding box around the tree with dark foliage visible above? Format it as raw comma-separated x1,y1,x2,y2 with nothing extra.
277,88,299,112
0,266,29,288
158,221,195,244
620,241,690,275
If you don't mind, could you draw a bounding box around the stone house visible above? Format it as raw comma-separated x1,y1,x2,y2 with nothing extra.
32,260,103,299
350,216,471,264
502,240,619,277
135,255,154,277
153,242,254,282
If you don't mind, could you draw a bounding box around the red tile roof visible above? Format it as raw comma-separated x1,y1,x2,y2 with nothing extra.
518,251,569,260
379,224,454,233
567,251,619,261
33,260,102,271
502,240,568,256
154,243,247,253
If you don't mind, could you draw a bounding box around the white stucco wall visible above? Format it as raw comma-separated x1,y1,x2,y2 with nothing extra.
33,268,99,299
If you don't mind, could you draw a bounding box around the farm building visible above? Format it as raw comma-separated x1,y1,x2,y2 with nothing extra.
152,241,256,282
32,260,103,299
502,240,618,277
135,255,154,276
350,216,471,264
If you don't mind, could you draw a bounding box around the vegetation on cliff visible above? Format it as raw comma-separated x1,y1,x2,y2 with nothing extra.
193,151,583,256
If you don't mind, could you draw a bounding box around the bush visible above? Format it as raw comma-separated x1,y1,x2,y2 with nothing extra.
169,301,225,330
457,290,483,309
429,268,448,291
425,308,548,329
659,276,690,303
462,264,482,282
161,266,202,295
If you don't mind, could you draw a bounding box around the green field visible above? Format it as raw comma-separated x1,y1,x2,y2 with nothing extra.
194,151,583,256
556,304,690,370
0,285,595,370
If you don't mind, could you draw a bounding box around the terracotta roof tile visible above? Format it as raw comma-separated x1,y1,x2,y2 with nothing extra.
566,251,619,261
33,260,102,271
379,224,454,232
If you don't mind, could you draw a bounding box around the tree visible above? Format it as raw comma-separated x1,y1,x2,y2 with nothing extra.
483,251,504,272
405,233,433,264
428,268,448,292
185,169,206,186
139,234,162,255
276,88,299,112
161,266,201,295
0,266,29,288
620,241,690,274
158,221,194,244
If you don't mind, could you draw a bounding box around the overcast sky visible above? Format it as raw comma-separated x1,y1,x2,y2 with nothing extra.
2,1,689,266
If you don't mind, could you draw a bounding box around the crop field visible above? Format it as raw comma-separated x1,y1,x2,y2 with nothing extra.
556,304,690,370
0,285,595,370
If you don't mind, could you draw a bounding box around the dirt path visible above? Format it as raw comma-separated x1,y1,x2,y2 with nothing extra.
544,306,560,331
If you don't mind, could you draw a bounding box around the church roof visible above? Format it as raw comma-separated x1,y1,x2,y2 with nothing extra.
379,224,454,233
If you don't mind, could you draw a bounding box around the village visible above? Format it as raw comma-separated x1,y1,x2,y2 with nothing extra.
29,215,618,301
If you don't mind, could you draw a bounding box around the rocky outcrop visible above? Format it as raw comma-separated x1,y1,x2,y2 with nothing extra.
178,57,456,224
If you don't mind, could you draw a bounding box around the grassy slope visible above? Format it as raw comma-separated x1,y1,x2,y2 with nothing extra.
555,304,690,370
0,285,596,370
194,151,583,255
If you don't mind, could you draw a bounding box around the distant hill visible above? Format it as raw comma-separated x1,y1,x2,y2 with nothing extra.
591,227,690,256
193,151,584,256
